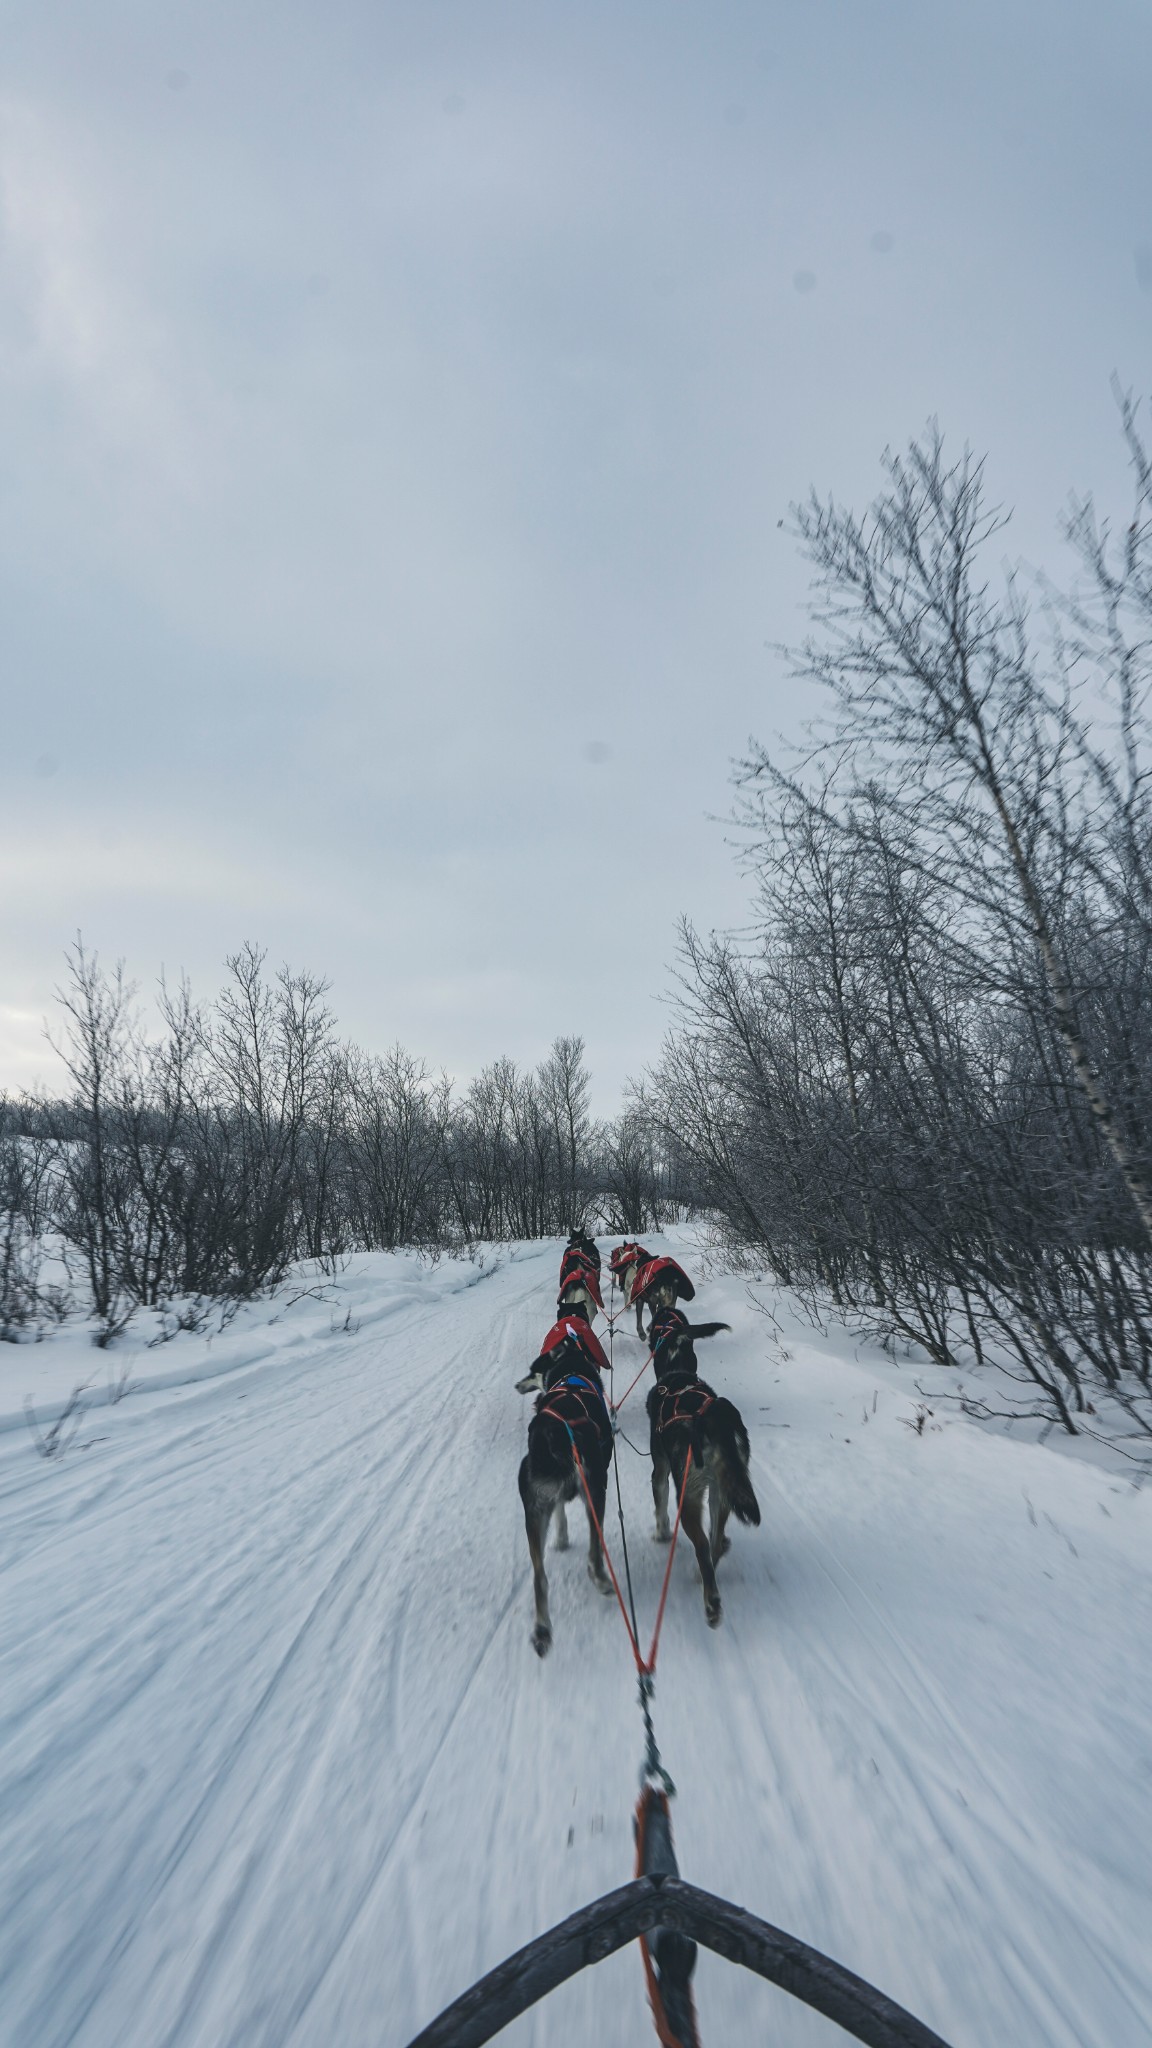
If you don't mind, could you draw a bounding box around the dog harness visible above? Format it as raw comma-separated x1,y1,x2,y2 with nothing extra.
538,1373,614,1455
651,1377,716,1435
648,1305,691,1359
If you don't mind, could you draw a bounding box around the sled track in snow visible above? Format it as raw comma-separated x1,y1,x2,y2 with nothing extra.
1,1240,1149,2046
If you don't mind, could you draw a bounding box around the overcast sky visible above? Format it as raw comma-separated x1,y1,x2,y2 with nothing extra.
3,0,1151,1108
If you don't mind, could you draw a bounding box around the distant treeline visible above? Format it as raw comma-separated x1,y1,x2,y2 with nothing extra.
0,944,681,1344
645,408,1152,1444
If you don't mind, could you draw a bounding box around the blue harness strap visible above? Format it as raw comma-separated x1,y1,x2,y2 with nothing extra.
562,1372,608,1407
539,1372,613,1452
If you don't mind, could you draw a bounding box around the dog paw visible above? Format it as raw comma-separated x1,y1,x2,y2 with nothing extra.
715,1536,732,1559
532,1625,552,1657
553,1531,570,1552
589,1567,615,1596
652,1528,672,1545
705,1598,723,1628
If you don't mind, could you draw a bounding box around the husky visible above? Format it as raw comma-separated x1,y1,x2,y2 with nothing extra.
646,1300,728,1356
565,1226,601,1274
515,1282,604,1400
609,1241,654,1339
517,1304,616,1656
636,1256,696,1317
645,1316,759,1629
558,1245,603,1314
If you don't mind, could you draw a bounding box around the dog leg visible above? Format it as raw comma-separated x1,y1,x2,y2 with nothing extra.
710,1489,733,1564
682,1488,722,1627
651,1448,672,1542
584,1469,614,1595
703,1451,732,1561
524,1500,553,1656
553,1497,570,1551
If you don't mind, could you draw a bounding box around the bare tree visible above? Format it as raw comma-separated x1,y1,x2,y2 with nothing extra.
538,1036,593,1228
596,1102,679,1234
755,425,1152,1240
650,408,1152,1442
47,940,138,1342
0,1103,57,1339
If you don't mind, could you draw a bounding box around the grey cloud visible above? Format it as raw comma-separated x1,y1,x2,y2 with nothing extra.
2,0,1151,1103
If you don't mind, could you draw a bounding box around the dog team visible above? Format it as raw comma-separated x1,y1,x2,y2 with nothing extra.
516,1229,760,1657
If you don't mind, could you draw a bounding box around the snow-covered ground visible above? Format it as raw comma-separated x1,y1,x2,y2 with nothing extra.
2,1232,1150,2047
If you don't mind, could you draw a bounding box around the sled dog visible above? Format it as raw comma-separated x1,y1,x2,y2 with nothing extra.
559,1241,603,1312
515,1282,603,1400
609,1241,654,1339
564,1227,602,1274
635,1256,696,1315
518,1308,616,1656
646,1320,758,1629
557,1260,602,1315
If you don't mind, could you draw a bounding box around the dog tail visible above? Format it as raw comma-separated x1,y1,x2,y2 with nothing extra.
683,1320,730,1341
711,1397,761,1526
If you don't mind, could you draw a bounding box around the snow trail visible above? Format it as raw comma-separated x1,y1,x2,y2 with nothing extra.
1,1237,1150,2046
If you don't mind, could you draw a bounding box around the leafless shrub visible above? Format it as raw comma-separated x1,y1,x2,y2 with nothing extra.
149,1300,213,1346
648,400,1152,1439
24,1381,90,1459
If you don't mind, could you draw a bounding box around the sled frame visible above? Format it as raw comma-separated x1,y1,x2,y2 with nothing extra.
405,1873,954,2048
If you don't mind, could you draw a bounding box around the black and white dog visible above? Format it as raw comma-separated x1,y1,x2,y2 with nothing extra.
517,1306,616,1657
515,1279,602,1397
566,1227,601,1274
646,1311,759,1629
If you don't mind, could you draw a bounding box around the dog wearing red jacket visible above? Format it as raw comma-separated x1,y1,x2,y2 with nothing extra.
516,1303,615,1656
558,1244,603,1318
634,1255,696,1318
609,1241,654,1338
